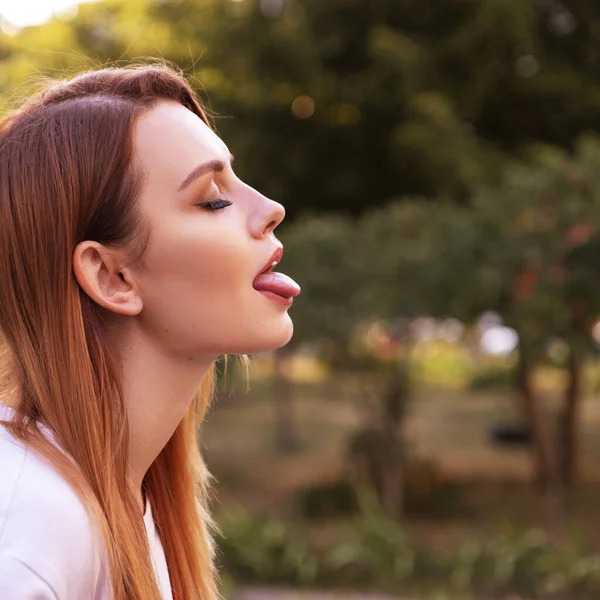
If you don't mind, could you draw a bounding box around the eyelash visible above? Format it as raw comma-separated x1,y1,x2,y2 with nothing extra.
196,197,233,211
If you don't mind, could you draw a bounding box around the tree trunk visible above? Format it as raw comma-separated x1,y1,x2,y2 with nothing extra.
379,359,408,519
559,347,582,487
516,347,566,538
515,350,556,490
272,348,299,452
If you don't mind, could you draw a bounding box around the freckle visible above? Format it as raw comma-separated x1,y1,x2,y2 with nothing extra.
188,356,194,361
165,328,168,332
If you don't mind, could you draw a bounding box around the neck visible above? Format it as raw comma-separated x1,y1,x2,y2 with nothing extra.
116,329,214,508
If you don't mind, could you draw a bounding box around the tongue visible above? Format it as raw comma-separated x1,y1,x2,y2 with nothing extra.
253,272,301,298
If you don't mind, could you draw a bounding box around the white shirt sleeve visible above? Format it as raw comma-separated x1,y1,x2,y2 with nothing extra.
0,553,59,600
0,425,110,599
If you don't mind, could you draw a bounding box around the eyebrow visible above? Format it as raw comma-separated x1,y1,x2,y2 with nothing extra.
177,154,235,192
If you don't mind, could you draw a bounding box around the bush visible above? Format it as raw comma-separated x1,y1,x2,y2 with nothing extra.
343,431,467,520
217,506,319,587
294,479,359,520
216,498,600,598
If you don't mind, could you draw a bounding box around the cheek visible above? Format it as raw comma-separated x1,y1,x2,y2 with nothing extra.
142,217,247,285
135,220,253,339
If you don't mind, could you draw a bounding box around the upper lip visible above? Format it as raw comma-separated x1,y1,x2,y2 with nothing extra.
257,245,283,276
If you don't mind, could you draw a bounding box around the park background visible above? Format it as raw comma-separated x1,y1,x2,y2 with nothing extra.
3,1,600,598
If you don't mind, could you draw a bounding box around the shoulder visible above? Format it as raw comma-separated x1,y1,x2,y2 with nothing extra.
0,418,109,599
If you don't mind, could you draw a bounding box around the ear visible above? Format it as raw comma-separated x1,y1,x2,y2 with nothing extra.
72,241,143,316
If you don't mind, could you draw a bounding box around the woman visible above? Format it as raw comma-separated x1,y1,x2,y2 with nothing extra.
0,64,300,599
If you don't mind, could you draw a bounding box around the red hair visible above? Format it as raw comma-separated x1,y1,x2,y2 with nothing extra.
0,65,219,600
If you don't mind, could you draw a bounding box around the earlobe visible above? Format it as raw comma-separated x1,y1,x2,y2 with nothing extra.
73,241,143,316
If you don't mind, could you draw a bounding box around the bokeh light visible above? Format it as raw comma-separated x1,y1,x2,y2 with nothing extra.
291,95,315,119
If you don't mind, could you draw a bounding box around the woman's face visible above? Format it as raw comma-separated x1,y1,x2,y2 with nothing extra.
128,100,299,359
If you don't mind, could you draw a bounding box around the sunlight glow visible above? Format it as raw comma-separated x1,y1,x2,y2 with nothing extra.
0,0,96,30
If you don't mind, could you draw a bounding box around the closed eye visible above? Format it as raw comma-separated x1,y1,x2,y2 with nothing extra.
196,198,233,211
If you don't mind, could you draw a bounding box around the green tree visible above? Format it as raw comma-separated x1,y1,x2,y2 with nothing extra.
4,0,600,215
466,138,600,500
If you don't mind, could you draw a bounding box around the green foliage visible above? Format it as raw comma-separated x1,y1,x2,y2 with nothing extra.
280,135,600,370
279,213,362,351
471,136,600,352
294,479,358,520
216,495,600,597
322,492,416,588
217,506,319,587
440,530,600,598
3,0,600,215
294,460,463,523
409,341,475,390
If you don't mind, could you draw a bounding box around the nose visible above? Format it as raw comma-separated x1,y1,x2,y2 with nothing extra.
251,195,285,238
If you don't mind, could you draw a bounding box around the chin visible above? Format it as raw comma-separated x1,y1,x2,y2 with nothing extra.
236,319,294,354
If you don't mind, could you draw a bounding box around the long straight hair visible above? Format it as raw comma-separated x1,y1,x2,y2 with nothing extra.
0,65,219,600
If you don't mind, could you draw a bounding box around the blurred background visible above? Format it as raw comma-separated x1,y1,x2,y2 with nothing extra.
4,1,600,598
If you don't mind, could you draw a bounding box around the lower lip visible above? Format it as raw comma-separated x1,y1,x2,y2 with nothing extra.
258,290,294,307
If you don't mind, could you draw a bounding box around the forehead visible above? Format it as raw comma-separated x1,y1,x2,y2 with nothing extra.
133,100,229,188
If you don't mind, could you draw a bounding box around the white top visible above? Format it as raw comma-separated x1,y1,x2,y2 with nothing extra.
0,406,173,599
